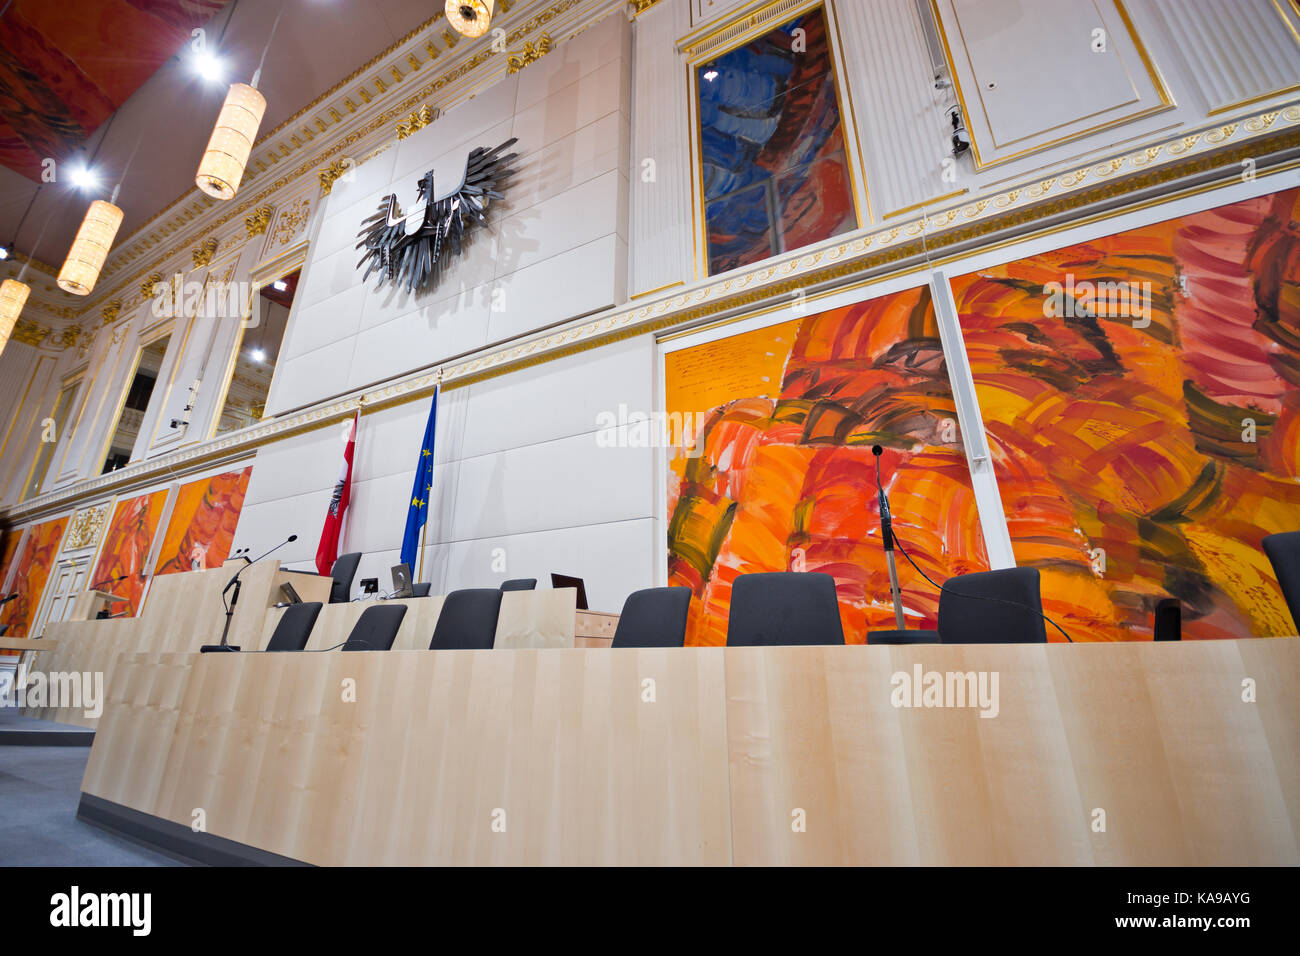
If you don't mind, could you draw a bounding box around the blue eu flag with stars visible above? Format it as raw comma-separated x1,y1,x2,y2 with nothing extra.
400,386,438,572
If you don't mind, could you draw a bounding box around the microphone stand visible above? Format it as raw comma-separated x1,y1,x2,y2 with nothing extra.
873,445,906,630
201,536,297,653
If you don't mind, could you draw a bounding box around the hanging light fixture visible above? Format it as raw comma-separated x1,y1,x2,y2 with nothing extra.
0,278,31,353
446,0,494,38
57,199,124,295
195,2,283,201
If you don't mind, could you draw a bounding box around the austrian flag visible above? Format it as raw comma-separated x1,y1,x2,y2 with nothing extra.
316,410,359,575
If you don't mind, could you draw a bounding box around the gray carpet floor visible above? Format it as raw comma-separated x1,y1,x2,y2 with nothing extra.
0,744,180,866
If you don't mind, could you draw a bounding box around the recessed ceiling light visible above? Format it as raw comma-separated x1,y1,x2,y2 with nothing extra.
0,246,8,260
193,49,225,83
250,347,266,362
272,279,287,292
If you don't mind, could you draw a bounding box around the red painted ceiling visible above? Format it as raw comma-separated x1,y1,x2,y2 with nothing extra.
0,0,231,181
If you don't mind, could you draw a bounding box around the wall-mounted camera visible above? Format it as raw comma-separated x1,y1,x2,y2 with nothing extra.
169,418,188,429
949,107,970,157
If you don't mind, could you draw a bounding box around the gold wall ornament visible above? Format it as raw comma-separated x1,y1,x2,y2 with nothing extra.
141,272,165,300
629,0,661,14
57,200,124,295
0,278,31,354
55,325,82,350
196,82,267,200
396,104,438,139
442,29,459,48
507,33,553,74
100,300,121,326
63,502,111,551
244,204,274,237
191,237,219,268
446,0,494,39
274,198,311,245
319,159,354,195
12,318,45,347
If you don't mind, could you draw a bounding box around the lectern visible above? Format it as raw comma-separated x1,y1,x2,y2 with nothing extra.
69,589,125,621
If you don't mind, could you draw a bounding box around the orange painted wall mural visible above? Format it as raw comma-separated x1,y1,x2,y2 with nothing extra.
155,467,252,575
89,490,169,616
952,187,1300,640
666,286,988,645
0,516,66,643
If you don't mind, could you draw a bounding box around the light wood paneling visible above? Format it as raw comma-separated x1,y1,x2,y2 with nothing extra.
78,639,1300,865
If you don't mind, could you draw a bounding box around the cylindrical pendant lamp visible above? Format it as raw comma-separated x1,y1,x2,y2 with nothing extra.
195,82,267,200
0,278,31,354
446,0,494,38
56,199,124,295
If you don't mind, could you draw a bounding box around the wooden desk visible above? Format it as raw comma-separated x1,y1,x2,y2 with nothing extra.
79,639,1300,866
0,637,57,651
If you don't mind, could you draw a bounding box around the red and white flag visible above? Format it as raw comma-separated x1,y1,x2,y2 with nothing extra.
316,410,359,575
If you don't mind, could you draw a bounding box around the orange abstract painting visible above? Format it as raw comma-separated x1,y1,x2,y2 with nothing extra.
952,187,1300,640
0,516,67,644
155,467,252,575
666,287,988,645
89,490,169,617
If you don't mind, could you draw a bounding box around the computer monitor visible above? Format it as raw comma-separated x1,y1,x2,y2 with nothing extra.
390,563,414,599
550,573,588,610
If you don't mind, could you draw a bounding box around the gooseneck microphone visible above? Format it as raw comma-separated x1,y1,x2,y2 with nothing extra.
0,593,17,606
873,445,907,630
201,534,299,653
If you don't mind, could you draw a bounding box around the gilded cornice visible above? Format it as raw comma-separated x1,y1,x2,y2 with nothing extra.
244,205,274,237
396,104,438,139
191,237,219,268
507,33,555,73
6,115,1297,528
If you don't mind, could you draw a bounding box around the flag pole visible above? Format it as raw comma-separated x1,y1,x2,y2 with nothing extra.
415,368,442,586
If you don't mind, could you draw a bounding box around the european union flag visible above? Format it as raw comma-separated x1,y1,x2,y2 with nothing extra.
400,386,438,572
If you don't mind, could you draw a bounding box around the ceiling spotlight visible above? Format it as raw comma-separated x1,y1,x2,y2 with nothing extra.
0,246,8,260
69,166,99,190
193,49,225,83
703,69,719,82
272,279,287,292
250,347,266,362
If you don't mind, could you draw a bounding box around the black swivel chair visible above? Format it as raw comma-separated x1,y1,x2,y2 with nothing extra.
611,587,692,648
726,572,845,646
341,603,407,651
411,582,432,598
500,578,537,591
430,588,503,649
265,601,323,651
329,552,363,603
1263,531,1300,633
874,567,1047,644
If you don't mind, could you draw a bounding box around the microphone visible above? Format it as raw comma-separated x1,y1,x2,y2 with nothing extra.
0,593,17,606
87,572,129,592
873,444,906,630
201,534,299,653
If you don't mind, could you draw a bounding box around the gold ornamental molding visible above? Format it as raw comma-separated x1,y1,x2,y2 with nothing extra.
629,0,663,15
507,33,555,73
191,238,219,269
12,319,46,348
62,502,110,552
318,159,354,195
140,273,164,301
396,104,438,139
274,199,312,246
244,205,274,238
100,301,121,326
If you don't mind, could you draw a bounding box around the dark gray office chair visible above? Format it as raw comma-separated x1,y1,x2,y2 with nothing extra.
412,582,432,598
611,587,692,648
341,603,407,651
265,601,323,651
500,578,537,591
726,572,845,646
430,588,503,649
1263,532,1300,633
872,567,1048,644
329,552,363,603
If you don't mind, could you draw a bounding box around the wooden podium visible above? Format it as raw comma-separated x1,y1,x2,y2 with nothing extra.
69,589,127,621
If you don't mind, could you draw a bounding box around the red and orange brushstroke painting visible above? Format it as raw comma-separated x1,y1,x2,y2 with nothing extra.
666,286,987,645
154,467,251,575
88,490,169,617
0,516,66,646
952,187,1300,640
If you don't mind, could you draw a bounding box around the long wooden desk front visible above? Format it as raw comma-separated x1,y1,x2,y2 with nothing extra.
79,639,1300,866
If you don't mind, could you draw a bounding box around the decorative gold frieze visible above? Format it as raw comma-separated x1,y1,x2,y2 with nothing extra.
63,502,110,551
275,199,311,245
12,319,46,347
101,301,121,326
508,33,554,74
442,29,459,49
244,204,274,237
319,159,353,195
629,0,662,14
55,325,82,350
191,237,219,268
141,272,164,300
397,104,437,139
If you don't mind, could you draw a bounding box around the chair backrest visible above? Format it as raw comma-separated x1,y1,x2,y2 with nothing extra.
341,603,407,651
726,572,844,646
1153,598,1181,641
500,578,537,591
430,588,503,649
265,601,323,651
1263,531,1300,633
611,587,692,648
329,552,363,603
411,582,431,598
937,567,1047,644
